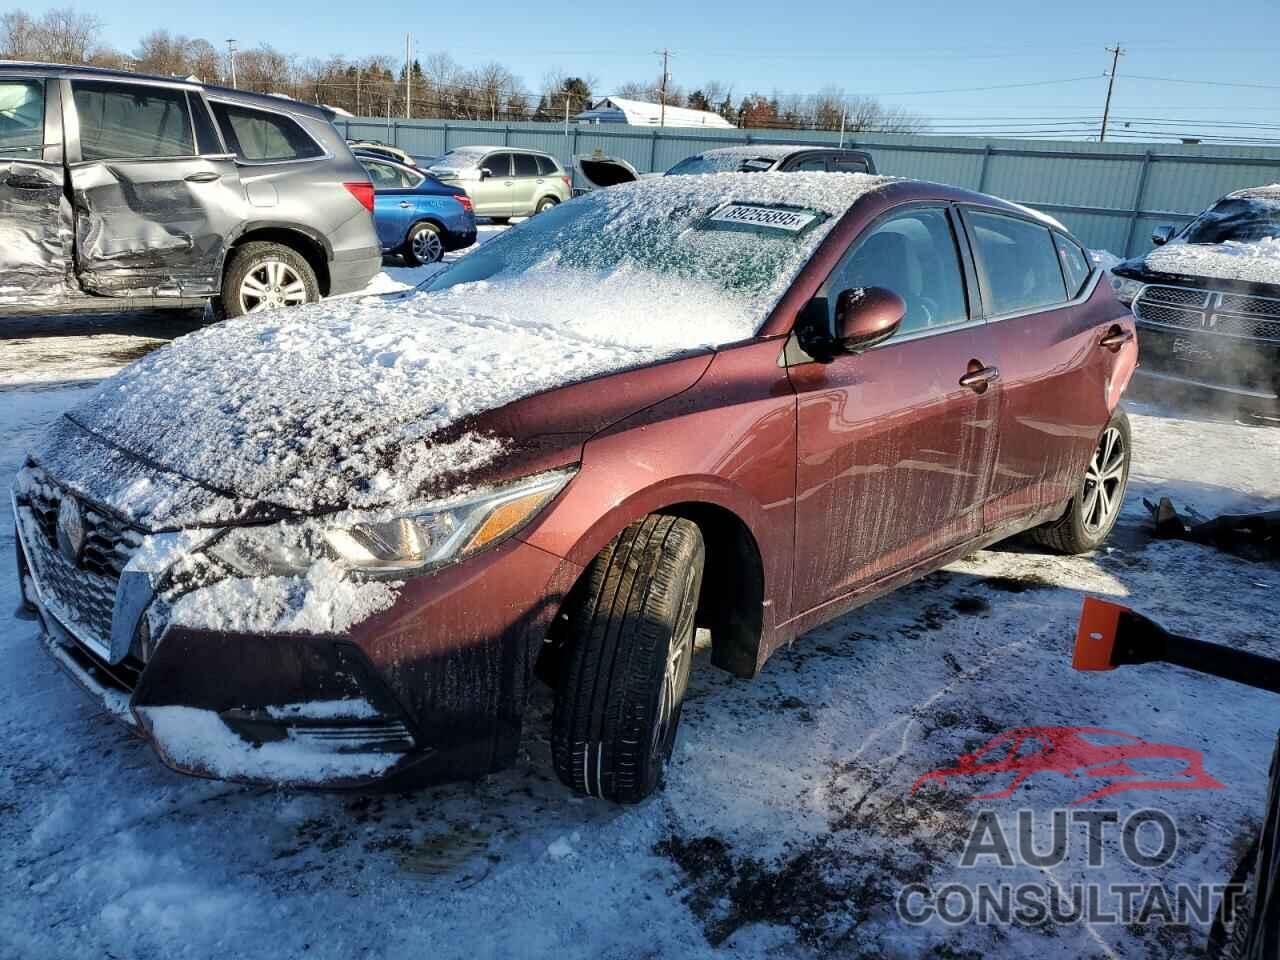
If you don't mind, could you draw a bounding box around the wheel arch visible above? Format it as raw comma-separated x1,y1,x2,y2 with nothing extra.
225,225,331,295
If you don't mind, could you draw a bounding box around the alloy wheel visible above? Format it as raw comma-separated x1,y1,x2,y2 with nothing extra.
649,565,698,766
411,228,443,263
238,260,307,313
1081,426,1127,534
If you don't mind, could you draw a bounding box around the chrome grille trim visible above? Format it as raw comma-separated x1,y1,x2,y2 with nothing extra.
1134,284,1280,343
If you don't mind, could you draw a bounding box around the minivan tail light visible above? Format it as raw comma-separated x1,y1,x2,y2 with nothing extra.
343,181,375,213
561,175,572,189
454,194,473,213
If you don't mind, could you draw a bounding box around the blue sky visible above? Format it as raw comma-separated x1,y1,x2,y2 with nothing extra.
30,0,1280,141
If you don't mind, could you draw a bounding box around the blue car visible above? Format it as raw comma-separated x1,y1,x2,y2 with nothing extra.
357,153,477,265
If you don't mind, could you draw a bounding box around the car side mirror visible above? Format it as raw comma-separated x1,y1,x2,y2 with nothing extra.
833,286,906,353
479,167,492,180
1151,224,1175,246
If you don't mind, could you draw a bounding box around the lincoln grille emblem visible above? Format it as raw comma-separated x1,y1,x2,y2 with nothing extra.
56,496,86,565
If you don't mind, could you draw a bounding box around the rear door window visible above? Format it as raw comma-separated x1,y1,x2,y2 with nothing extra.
0,78,45,158
966,210,1069,316
791,156,829,172
830,206,970,338
72,80,194,160
833,157,869,173
1054,233,1092,297
188,94,224,155
512,153,539,177
535,154,559,176
209,102,323,162
362,159,401,189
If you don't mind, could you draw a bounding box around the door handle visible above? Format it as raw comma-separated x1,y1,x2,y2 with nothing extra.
399,200,412,208
5,174,59,189
1099,326,1135,352
959,362,1000,393
184,171,221,183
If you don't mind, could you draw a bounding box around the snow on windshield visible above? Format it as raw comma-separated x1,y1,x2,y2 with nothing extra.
58,173,892,514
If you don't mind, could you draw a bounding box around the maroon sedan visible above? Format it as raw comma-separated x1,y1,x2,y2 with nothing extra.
13,173,1137,802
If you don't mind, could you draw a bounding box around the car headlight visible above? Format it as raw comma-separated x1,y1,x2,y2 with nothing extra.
1110,275,1143,307
207,468,574,577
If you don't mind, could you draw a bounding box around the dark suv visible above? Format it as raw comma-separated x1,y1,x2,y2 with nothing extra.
0,63,380,319
1111,185,1280,415
576,145,877,189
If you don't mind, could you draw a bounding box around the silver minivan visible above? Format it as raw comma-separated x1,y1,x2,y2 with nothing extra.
0,63,381,319
427,147,572,222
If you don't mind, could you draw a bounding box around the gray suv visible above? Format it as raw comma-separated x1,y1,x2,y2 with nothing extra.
0,63,381,319
427,147,572,222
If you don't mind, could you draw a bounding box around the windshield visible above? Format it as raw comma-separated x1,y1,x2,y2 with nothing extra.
1181,197,1280,245
666,153,779,176
433,148,488,169
423,179,847,339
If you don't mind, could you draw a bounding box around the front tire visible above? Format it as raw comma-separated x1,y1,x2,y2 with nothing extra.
551,515,705,804
219,242,319,319
1029,407,1131,554
403,222,444,265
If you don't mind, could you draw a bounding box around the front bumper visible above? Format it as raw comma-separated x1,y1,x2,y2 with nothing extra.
16,494,575,790
1134,323,1280,414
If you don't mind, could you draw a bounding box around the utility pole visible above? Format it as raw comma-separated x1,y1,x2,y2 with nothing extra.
355,67,361,117
655,48,671,127
405,33,412,119
1100,43,1124,142
226,39,237,88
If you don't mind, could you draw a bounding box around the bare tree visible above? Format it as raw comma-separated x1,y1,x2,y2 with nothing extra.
36,7,102,63
0,10,35,58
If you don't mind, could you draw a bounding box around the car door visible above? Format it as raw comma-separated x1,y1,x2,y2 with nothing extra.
958,208,1121,531
469,151,512,218
65,77,247,298
0,74,74,307
363,158,414,249
509,152,541,215
788,204,1001,613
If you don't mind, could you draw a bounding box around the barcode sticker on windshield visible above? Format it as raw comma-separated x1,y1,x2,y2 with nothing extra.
707,204,818,233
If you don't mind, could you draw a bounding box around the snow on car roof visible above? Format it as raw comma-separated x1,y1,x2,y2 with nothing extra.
60,172,899,513
1228,183,1280,203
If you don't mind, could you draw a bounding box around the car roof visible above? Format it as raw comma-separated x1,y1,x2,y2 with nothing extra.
354,153,424,175
696,144,869,160
442,145,555,157
0,60,334,121
1226,183,1280,203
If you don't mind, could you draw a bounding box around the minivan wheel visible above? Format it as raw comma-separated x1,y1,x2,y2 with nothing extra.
534,196,558,215
1029,407,1131,554
221,242,319,318
551,515,705,804
404,222,444,265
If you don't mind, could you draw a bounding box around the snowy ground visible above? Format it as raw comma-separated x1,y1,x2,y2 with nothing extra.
1,241,1278,958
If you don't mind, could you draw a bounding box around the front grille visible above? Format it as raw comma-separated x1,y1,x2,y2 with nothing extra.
18,467,143,660
1134,284,1280,344
1135,302,1202,329
1142,285,1211,308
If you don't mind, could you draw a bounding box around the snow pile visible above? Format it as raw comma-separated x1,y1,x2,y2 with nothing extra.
59,173,894,513
1090,249,1122,272
1144,235,1280,285
136,705,401,783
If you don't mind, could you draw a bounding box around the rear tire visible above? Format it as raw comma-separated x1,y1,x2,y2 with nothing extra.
403,221,444,266
219,242,319,319
551,515,705,804
534,197,558,215
1029,407,1131,554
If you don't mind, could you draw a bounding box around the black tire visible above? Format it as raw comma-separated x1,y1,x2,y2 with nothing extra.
534,196,558,215
488,216,510,225
218,242,319,319
1029,407,1131,554
551,515,705,804
403,221,444,266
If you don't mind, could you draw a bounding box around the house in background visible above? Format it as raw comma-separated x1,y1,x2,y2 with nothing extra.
574,95,735,129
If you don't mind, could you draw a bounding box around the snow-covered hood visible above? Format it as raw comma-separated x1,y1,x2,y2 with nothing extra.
30,287,718,529
1117,237,1280,291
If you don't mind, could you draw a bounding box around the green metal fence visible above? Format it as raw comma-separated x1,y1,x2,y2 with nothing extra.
337,117,1280,258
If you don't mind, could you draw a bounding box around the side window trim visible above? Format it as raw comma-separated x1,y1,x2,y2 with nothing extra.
1052,230,1094,299
819,200,981,349
957,204,1092,322
188,92,229,157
